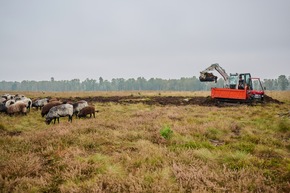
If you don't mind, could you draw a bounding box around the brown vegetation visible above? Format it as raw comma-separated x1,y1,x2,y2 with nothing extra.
0,91,289,192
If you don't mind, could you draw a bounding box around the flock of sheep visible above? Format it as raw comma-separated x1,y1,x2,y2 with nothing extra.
0,93,97,125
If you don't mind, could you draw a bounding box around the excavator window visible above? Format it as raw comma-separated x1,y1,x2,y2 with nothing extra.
238,75,245,89
229,74,238,89
244,74,252,90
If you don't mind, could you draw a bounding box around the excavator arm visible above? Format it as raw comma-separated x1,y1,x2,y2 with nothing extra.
199,63,230,87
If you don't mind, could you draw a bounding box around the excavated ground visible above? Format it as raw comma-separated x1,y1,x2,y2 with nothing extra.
58,95,282,106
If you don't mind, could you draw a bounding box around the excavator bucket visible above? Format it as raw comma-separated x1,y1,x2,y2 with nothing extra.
199,73,218,83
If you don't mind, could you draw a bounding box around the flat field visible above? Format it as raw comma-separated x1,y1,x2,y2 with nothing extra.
0,91,289,192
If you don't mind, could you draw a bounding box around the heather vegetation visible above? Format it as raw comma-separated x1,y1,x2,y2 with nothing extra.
0,91,289,192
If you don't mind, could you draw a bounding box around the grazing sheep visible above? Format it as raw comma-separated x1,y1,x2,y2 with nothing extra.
45,104,73,125
15,95,24,99
41,101,62,117
1,95,8,100
0,97,6,104
0,103,7,113
7,101,27,115
32,98,49,110
78,105,98,118
14,94,25,98
2,94,15,100
15,97,32,112
73,100,88,117
5,99,15,107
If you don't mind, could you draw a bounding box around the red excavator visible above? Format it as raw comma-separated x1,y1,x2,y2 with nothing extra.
199,63,264,103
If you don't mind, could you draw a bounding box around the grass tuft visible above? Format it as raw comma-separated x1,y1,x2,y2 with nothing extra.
160,125,173,140
220,151,253,170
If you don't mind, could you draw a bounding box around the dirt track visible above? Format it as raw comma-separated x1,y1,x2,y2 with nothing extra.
58,95,282,106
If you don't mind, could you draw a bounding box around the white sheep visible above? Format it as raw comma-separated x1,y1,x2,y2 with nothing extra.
5,99,15,107
32,98,49,110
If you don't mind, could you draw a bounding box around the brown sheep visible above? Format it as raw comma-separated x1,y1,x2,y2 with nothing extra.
78,106,98,118
41,101,62,117
7,101,27,115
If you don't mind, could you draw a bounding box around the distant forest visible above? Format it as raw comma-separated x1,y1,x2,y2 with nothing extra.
0,75,289,91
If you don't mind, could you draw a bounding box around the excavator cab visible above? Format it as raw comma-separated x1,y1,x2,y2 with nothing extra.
229,73,252,90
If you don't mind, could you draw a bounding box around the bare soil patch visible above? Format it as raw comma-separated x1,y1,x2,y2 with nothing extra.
56,95,282,106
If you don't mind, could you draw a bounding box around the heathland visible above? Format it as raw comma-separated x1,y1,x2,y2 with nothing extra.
0,91,289,192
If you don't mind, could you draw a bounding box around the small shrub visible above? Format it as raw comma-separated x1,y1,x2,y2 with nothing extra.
160,125,173,140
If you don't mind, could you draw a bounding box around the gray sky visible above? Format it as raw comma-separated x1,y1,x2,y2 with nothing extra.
1,0,290,82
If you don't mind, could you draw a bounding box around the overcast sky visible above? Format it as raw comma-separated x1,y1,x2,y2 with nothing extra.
0,0,289,82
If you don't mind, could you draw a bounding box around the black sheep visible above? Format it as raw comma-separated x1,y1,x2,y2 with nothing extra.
0,103,7,113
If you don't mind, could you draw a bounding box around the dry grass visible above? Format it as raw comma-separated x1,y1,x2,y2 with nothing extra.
265,90,290,103
0,91,289,192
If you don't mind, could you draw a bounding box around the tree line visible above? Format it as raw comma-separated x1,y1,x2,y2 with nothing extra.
0,75,289,91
